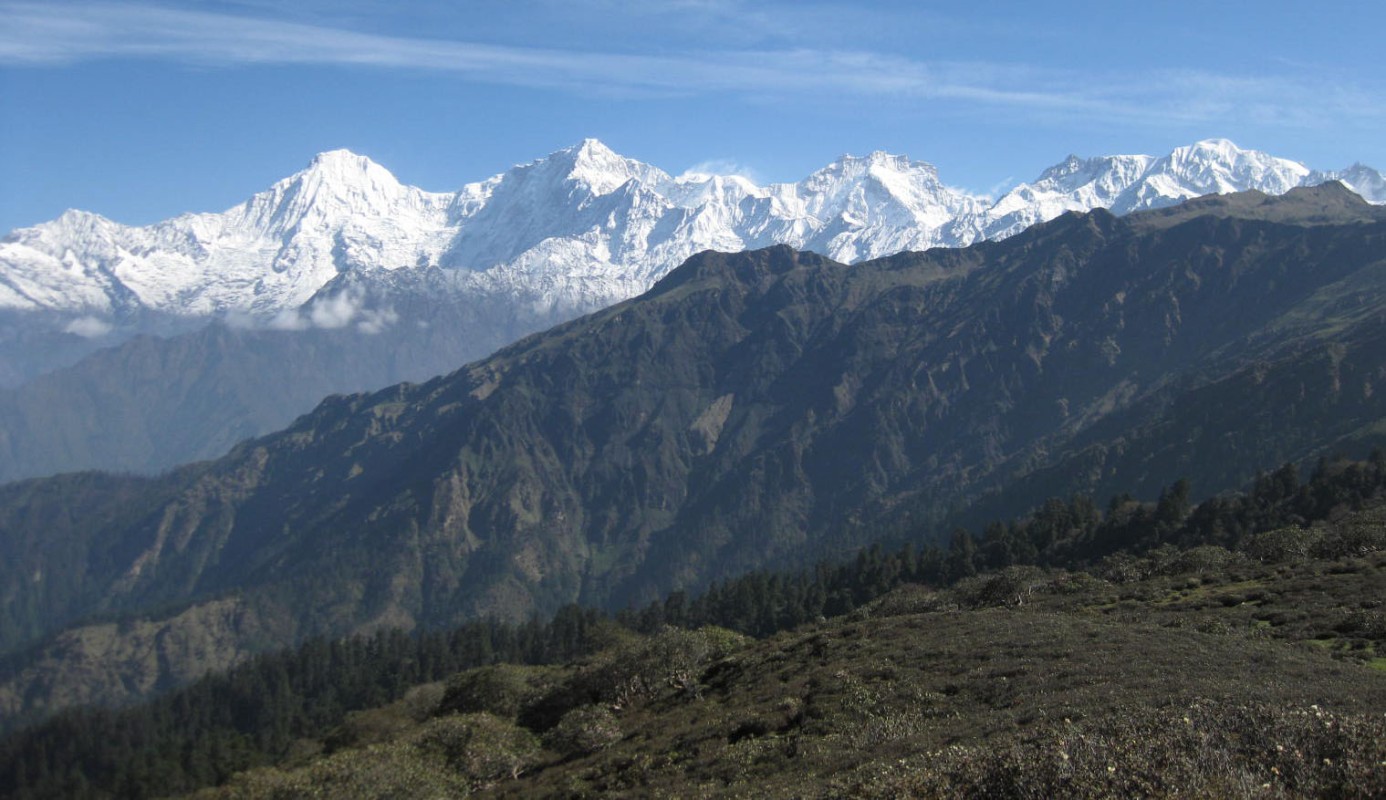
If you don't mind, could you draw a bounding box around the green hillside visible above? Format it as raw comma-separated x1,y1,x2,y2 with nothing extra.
3,456,1382,798
191,522,1386,799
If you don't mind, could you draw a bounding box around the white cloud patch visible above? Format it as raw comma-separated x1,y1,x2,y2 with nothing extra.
306,293,360,329
306,292,399,333
63,313,112,335
257,308,304,331
355,307,399,335
62,315,113,338
977,176,1017,203
234,292,398,334
678,158,763,183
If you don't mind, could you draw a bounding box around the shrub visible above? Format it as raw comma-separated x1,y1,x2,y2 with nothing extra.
1244,527,1323,562
1097,552,1152,583
951,565,1051,608
399,682,446,721
1334,609,1386,640
413,712,541,783
1317,515,1386,557
1165,545,1241,576
864,584,955,617
324,705,417,752
580,625,751,710
437,664,558,720
543,705,623,758
204,741,466,799
324,682,448,751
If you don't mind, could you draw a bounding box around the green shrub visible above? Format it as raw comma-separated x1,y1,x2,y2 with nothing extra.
543,705,623,758
202,741,466,799
578,625,751,710
864,584,955,617
1097,552,1152,583
324,683,446,751
1245,526,1324,562
437,664,559,720
324,705,416,753
413,712,541,783
1165,545,1241,576
1317,515,1386,557
399,682,446,721
952,566,1051,608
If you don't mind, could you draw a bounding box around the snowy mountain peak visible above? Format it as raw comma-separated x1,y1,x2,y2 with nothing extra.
796,151,950,218
567,137,617,159
523,139,672,197
1157,138,1310,194
1180,137,1242,157
1029,153,1152,193
50,208,117,233
1038,154,1094,181
816,150,939,179
1168,139,1261,169
1313,164,1386,204
307,148,377,169
229,149,451,248
862,150,919,170
55,208,105,224
286,149,407,199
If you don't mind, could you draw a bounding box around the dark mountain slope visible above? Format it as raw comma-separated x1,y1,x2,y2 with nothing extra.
1,185,1384,722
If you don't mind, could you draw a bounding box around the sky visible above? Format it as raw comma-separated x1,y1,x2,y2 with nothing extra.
2,0,1384,233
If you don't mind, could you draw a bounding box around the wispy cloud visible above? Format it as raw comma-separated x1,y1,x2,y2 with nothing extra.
678,158,763,183
1,1,1380,130
239,291,399,334
63,315,113,338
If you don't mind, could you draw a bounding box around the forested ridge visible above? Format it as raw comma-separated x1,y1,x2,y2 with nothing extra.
3,452,1383,799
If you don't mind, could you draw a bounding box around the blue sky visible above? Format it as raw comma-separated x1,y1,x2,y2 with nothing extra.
2,0,1384,233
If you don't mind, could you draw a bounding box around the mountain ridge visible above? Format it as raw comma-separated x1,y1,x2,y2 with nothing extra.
1,140,1382,483
0,140,1382,486
1,187,1382,727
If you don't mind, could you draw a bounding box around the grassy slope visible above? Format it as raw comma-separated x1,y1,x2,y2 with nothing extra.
192,509,1386,799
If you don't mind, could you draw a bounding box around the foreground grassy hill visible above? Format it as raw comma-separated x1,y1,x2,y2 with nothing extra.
191,514,1386,798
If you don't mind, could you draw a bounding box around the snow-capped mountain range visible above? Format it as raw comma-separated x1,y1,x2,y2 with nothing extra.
0,138,1383,483
3,138,1382,330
